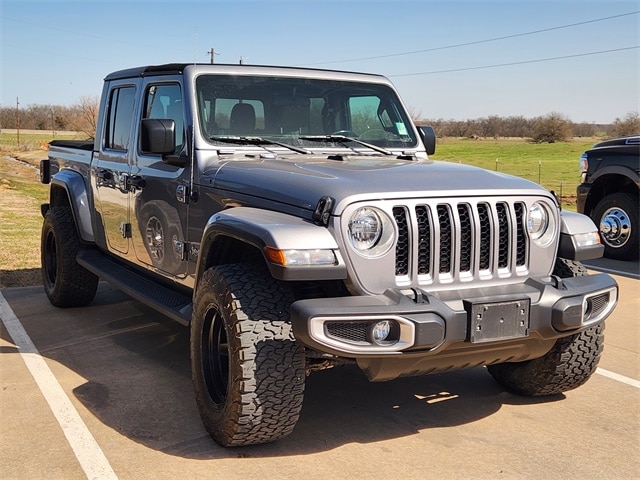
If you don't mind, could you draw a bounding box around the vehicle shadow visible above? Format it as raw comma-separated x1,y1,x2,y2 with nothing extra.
1,283,564,460
583,257,640,280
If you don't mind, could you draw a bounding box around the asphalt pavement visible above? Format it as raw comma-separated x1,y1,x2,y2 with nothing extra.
1,267,638,480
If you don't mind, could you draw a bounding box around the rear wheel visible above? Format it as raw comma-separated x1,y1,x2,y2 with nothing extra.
41,206,99,307
190,264,305,446
487,258,604,396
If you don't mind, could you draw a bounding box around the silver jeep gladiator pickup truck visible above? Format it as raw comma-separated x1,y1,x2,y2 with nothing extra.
40,63,617,447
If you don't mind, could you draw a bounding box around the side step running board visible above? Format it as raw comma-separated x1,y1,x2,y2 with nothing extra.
77,248,192,326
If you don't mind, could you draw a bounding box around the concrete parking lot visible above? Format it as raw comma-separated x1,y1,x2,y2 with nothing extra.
1,270,638,480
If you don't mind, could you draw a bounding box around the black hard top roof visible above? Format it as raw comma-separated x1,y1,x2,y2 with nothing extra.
104,63,188,81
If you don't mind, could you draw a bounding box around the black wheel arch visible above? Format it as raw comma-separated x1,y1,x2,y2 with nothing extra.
47,172,97,244
196,230,266,289
584,173,639,216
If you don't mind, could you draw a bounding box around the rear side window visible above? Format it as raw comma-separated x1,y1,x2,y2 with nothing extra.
105,86,136,151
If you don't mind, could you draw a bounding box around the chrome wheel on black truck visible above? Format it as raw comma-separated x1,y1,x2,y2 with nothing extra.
487,258,605,396
190,264,305,447
591,192,639,260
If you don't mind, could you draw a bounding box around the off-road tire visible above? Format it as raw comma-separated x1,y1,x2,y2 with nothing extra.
591,192,639,260
190,264,305,447
487,258,604,396
41,206,99,307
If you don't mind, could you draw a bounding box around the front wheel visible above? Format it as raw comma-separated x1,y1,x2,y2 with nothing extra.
190,264,305,447
487,258,604,396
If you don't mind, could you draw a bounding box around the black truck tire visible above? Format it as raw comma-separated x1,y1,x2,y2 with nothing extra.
591,192,639,260
487,258,604,396
190,264,305,447
41,206,99,307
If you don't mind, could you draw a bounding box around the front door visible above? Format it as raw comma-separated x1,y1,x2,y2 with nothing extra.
131,81,189,277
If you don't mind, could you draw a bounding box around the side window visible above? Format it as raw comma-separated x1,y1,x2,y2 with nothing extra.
143,84,184,151
105,86,136,151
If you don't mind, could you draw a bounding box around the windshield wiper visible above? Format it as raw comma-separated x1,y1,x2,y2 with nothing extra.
209,135,310,154
299,135,392,155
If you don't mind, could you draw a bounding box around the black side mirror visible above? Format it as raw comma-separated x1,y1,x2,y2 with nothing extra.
141,118,176,155
417,126,436,155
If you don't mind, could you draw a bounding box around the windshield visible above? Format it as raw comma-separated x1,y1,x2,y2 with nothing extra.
195,74,417,152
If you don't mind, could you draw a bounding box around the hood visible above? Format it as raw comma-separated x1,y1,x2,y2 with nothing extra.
210,155,549,214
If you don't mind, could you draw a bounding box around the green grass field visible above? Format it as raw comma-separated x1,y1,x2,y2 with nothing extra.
431,137,596,210
0,131,87,153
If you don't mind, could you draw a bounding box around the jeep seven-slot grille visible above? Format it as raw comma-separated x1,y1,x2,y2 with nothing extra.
393,200,528,284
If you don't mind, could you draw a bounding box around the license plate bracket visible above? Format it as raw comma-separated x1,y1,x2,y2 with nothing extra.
468,298,530,343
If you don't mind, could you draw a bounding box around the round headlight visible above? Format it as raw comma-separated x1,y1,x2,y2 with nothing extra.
347,206,396,257
527,202,549,240
348,207,381,250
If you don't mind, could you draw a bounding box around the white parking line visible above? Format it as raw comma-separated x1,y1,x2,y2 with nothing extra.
0,292,118,480
596,368,640,389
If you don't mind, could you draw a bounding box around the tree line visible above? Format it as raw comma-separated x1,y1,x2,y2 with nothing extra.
1,96,637,142
0,96,99,137
416,111,639,142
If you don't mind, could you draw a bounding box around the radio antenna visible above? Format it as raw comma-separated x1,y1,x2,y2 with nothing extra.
189,27,197,202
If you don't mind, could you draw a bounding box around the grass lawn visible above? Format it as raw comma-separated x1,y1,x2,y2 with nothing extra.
431,137,596,210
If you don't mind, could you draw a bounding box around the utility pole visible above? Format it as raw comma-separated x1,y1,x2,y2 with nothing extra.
16,97,20,147
51,107,56,137
207,48,219,64
239,56,248,65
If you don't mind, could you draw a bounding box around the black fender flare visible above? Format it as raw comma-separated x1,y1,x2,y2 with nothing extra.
47,169,95,243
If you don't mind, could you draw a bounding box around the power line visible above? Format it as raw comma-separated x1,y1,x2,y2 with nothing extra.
302,10,640,66
390,46,640,77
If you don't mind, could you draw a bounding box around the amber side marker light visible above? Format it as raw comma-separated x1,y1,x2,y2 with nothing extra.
264,247,337,266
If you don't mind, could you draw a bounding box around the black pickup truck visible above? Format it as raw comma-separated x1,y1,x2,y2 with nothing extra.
577,136,640,260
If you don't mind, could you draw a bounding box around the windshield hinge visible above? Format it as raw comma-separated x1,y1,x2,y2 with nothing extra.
397,151,417,160
313,196,334,226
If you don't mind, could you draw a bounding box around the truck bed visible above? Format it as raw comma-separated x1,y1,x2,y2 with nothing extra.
48,140,95,170
50,139,94,150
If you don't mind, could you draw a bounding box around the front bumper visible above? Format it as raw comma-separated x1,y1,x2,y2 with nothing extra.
291,273,617,379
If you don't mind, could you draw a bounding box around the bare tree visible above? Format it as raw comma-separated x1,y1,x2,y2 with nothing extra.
71,95,100,137
405,105,423,124
531,112,572,143
573,122,597,137
611,112,640,137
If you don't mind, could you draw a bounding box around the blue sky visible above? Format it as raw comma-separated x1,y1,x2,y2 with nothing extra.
1,0,638,123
